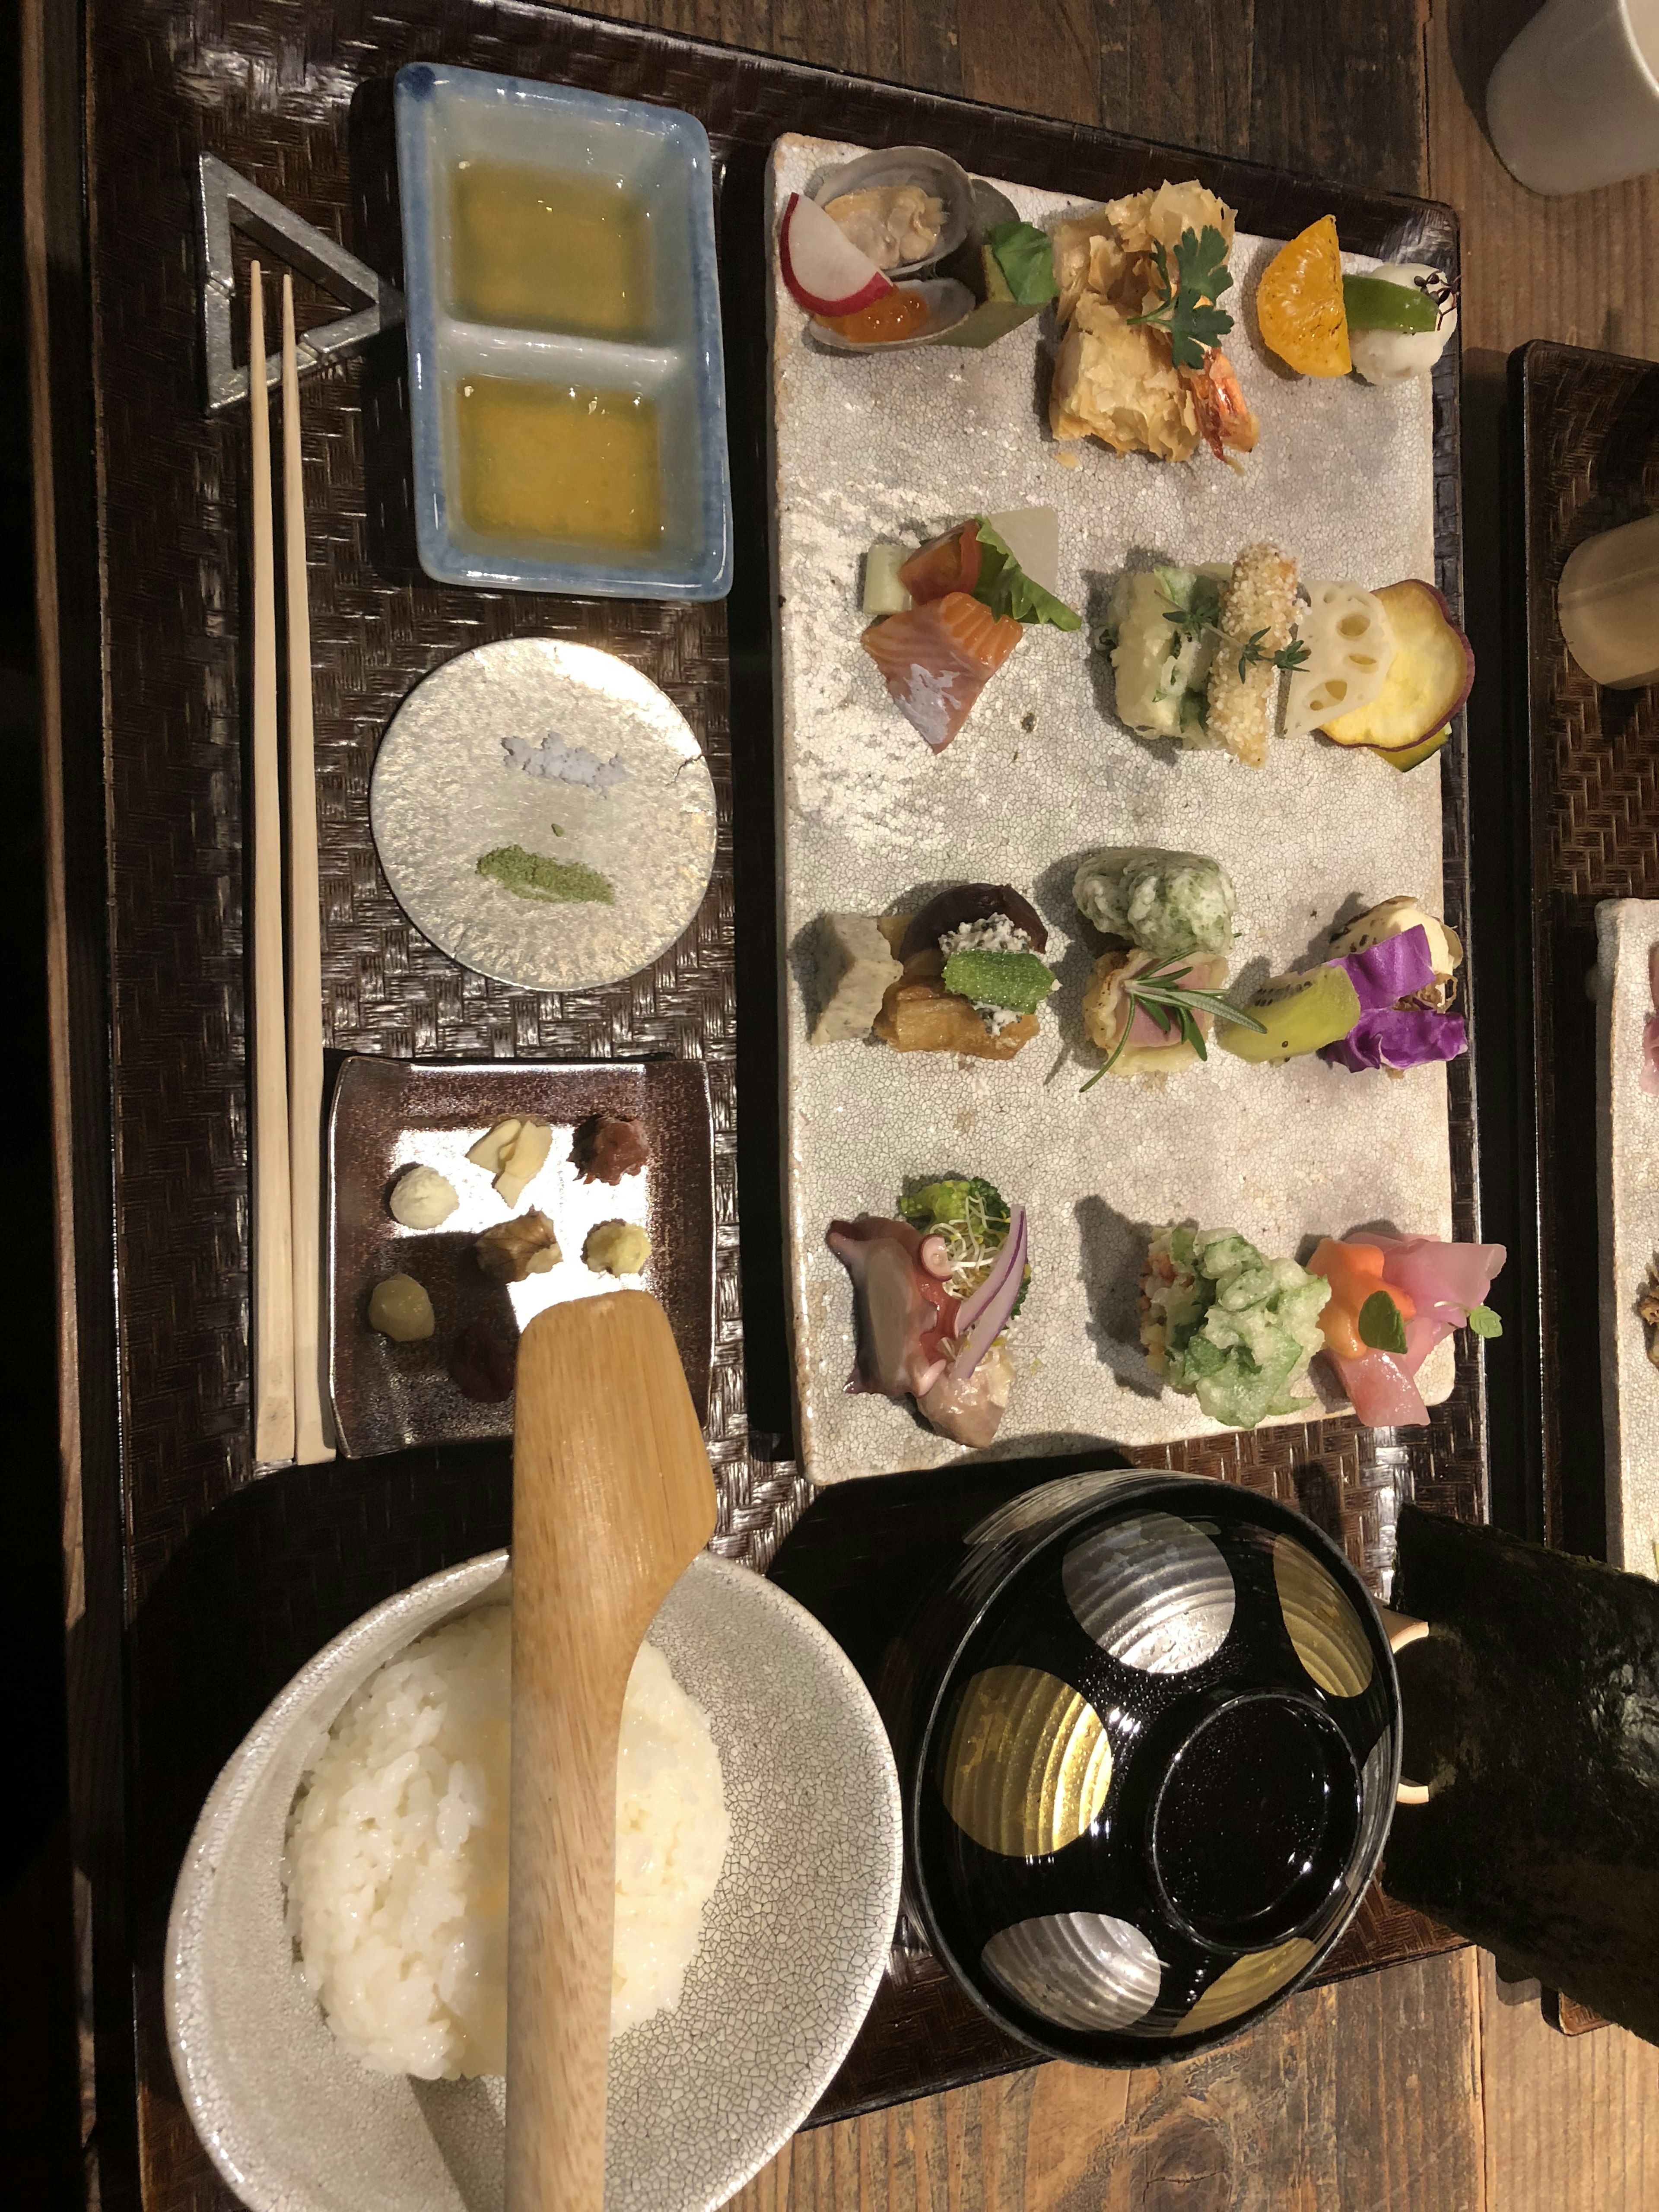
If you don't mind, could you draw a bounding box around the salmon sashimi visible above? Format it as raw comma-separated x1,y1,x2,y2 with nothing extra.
861,591,1023,751
899,520,983,604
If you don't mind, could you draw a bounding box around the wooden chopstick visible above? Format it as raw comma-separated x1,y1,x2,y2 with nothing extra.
282,275,334,1466
248,261,296,1463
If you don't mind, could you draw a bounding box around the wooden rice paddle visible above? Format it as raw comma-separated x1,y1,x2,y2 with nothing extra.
505,1291,717,2212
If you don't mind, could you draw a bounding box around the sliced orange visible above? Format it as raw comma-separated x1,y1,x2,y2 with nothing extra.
1255,216,1351,378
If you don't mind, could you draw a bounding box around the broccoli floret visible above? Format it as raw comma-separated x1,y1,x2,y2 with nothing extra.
899,1177,1026,1313
900,1176,1009,1240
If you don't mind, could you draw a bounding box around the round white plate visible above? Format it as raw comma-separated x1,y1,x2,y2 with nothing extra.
370,639,718,993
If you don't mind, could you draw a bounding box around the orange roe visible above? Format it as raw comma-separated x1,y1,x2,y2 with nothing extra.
817,288,933,343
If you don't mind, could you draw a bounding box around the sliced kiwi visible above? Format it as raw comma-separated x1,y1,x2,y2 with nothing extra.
1217,964,1363,1063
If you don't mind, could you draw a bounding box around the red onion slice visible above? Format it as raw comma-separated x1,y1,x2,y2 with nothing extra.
951,1210,1027,1382
956,1205,1026,1335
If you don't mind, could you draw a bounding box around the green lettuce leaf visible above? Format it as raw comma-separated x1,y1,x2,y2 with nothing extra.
973,521,1082,631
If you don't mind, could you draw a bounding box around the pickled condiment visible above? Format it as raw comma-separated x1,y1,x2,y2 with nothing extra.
449,159,651,339
454,378,663,555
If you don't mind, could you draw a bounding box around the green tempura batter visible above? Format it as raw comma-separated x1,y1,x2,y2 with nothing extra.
476,845,614,905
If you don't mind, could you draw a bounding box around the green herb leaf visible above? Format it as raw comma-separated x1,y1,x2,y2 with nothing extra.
973,521,1083,631
1161,569,1227,647
1128,226,1236,372
1466,1303,1503,1339
1358,1290,1409,1354
1237,629,1313,682
985,219,1058,305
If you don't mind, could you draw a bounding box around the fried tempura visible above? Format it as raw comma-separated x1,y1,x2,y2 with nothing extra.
1047,179,1244,466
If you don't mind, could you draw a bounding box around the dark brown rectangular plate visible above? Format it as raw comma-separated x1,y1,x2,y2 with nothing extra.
1513,340,1659,1556
327,1055,713,1456
48,2,1483,2200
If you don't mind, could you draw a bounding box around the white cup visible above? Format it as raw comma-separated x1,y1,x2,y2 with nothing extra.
1487,0,1659,196
1557,512,1659,688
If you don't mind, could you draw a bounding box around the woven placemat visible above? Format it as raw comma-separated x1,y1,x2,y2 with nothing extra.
1518,341,1659,1554
69,3,1482,2197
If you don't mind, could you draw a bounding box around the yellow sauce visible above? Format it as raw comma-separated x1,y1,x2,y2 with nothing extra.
449,159,652,339
454,378,663,554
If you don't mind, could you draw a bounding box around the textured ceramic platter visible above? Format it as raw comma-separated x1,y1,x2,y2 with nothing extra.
165,1552,904,2212
327,1057,715,1457
369,639,718,993
1595,899,1659,1573
771,133,1453,1483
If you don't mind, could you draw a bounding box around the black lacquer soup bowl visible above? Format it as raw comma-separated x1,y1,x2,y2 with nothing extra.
895,1470,1408,2062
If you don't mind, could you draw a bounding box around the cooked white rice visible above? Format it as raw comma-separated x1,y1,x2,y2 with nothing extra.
282,1606,729,2079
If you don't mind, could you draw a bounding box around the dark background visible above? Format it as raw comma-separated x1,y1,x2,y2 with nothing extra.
4,0,86,2196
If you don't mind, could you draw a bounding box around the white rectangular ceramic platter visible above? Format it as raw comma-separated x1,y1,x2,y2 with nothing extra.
1595,899,1659,1575
770,133,1454,1484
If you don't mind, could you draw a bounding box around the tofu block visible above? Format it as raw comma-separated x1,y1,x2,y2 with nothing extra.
810,914,903,1045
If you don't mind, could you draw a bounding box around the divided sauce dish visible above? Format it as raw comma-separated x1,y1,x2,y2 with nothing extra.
394,64,733,599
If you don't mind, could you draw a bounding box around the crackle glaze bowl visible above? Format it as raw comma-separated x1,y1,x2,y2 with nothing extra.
890,1468,1420,2062
166,1550,901,2212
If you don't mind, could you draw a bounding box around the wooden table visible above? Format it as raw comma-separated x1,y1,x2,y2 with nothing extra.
558,3,1659,2205
22,0,1659,2201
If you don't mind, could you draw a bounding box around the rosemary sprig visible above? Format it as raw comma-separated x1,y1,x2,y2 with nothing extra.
1127,226,1235,372
1237,629,1312,682
1079,958,1265,1091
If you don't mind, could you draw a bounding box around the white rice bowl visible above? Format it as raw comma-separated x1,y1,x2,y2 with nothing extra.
165,1551,903,2212
283,1609,730,2079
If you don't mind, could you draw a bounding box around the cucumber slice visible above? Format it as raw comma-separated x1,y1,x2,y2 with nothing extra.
1217,964,1362,1063
861,543,913,616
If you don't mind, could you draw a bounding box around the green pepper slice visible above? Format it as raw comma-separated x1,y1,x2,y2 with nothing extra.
1341,274,1440,335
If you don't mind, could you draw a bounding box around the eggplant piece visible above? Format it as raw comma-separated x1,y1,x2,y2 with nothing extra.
1385,1505,1659,2042
899,883,1048,962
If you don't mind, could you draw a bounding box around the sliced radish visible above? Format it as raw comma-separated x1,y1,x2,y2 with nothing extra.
779,192,894,318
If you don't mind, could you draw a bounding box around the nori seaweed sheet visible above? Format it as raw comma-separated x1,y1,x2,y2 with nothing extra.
1386,1505,1659,2040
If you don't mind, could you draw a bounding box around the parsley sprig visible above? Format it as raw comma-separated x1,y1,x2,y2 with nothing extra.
1080,957,1264,1090
1128,226,1235,372
1237,629,1312,682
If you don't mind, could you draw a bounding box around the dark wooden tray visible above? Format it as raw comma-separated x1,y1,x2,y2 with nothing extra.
42,2,1484,2200
1511,340,1659,1558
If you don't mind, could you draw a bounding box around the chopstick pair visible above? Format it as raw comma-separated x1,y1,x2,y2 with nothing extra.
248,264,334,1467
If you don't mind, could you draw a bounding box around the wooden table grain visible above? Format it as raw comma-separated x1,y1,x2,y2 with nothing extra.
29,0,1659,2198
560,3,1659,2206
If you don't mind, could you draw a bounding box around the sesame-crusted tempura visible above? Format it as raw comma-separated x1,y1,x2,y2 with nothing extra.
1205,541,1299,766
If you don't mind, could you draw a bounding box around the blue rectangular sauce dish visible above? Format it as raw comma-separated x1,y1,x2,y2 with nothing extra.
394,63,734,601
